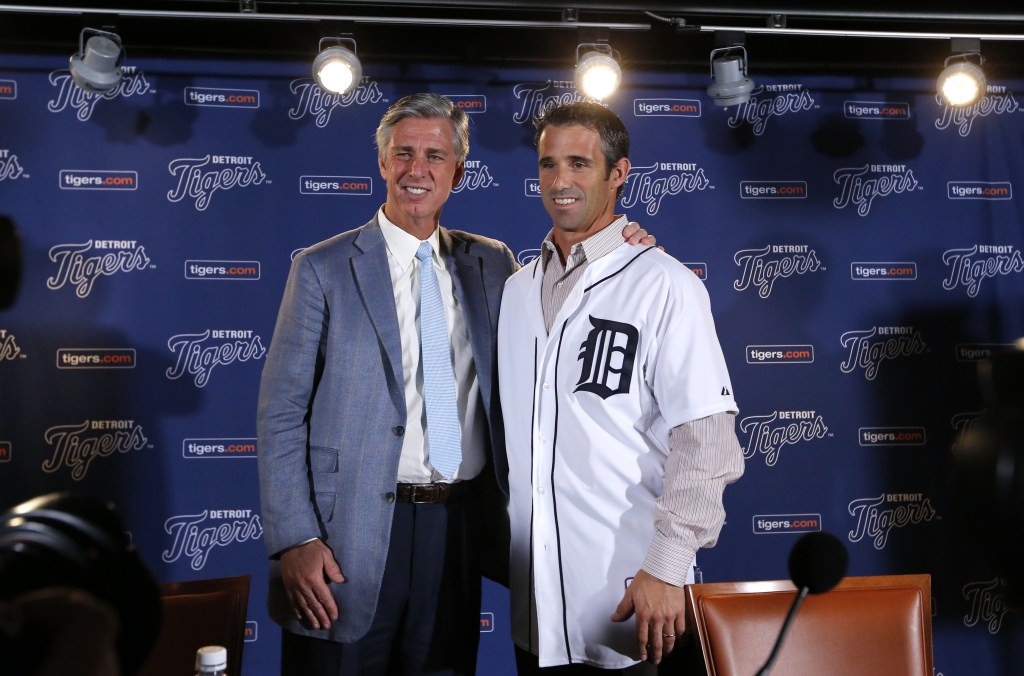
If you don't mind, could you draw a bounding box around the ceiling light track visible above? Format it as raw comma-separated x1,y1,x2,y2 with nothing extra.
693,24,1024,41
0,4,651,31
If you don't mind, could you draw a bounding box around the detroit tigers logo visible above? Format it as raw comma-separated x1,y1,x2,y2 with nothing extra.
575,316,639,399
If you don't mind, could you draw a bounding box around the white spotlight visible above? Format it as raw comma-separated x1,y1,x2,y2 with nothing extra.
69,28,124,94
312,37,362,95
938,54,986,107
707,46,754,107
574,44,621,100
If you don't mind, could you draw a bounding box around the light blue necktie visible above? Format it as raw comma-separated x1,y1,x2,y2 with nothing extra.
415,241,462,480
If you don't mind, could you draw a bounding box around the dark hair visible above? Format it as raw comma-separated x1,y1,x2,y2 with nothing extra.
375,92,470,165
533,101,629,170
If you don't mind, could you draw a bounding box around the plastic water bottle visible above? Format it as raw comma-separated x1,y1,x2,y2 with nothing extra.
195,645,228,676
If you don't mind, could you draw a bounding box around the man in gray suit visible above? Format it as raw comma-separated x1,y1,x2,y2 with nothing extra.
257,93,649,675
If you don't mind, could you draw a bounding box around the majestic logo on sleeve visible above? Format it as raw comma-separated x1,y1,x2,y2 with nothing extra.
47,240,152,298
0,329,23,362
733,245,822,298
452,160,496,193
727,84,816,135
839,326,927,380
833,164,920,217
574,316,638,399
0,148,25,182
167,154,268,211
847,493,938,549
287,77,384,127
165,329,266,387
935,86,1021,137
620,162,711,216
162,508,263,570
42,420,150,481
512,81,584,124
942,245,1024,297
47,66,153,121
963,578,1014,633
740,410,829,467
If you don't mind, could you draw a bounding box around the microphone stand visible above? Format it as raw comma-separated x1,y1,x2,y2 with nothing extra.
755,585,809,676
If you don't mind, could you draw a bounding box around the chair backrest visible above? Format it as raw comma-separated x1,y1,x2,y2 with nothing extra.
684,573,933,676
136,574,250,676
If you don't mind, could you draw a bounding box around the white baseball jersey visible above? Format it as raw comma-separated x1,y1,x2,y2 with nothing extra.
498,241,737,669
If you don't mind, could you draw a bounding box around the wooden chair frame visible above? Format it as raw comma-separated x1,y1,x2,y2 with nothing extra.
137,574,251,676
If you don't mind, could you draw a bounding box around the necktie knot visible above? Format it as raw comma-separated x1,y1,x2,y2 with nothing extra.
416,240,432,263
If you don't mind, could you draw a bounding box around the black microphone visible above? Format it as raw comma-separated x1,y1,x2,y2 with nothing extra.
755,531,849,676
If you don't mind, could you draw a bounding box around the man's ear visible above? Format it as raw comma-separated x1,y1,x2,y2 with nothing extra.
452,162,466,188
609,157,630,191
378,153,388,180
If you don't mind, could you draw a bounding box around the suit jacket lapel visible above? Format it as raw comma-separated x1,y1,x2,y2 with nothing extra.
352,219,404,392
440,227,493,399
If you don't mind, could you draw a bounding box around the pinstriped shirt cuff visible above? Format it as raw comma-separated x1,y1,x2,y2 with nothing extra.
642,537,695,587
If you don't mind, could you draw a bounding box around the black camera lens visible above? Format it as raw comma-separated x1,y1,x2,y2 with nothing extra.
0,493,161,675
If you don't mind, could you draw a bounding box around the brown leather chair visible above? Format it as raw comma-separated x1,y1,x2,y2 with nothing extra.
683,574,933,676
137,575,250,676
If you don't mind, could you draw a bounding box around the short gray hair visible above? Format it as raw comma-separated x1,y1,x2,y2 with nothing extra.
375,93,469,165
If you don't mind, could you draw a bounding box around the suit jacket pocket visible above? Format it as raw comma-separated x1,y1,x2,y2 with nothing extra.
314,491,336,522
310,446,339,472
310,447,339,522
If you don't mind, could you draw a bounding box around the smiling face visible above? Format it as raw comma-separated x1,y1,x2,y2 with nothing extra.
537,123,629,252
378,116,464,238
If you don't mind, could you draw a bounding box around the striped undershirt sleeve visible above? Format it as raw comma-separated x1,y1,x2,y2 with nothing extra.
641,411,745,586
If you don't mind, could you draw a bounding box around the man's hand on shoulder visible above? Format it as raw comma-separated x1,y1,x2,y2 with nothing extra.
621,221,657,248
280,539,345,630
610,568,686,665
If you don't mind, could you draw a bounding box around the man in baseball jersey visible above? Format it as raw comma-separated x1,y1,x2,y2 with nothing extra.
497,102,744,674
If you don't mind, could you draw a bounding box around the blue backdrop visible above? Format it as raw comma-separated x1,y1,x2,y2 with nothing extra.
1,50,1023,675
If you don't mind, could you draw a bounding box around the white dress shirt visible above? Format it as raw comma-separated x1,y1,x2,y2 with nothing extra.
378,208,486,483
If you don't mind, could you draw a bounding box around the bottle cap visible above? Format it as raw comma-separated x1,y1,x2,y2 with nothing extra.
196,645,228,671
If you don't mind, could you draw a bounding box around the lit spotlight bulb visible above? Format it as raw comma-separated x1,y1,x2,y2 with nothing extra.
575,51,621,100
937,60,986,107
312,43,362,95
317,61,355,94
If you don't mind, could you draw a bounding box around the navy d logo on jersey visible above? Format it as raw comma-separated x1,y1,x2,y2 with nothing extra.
575,316,638,399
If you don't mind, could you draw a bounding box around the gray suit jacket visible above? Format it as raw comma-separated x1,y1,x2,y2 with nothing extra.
256,215,515,642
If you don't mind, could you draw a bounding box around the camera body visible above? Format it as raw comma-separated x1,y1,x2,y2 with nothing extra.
0,493,161,675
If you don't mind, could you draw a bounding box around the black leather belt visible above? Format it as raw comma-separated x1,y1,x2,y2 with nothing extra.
395,482,469,504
